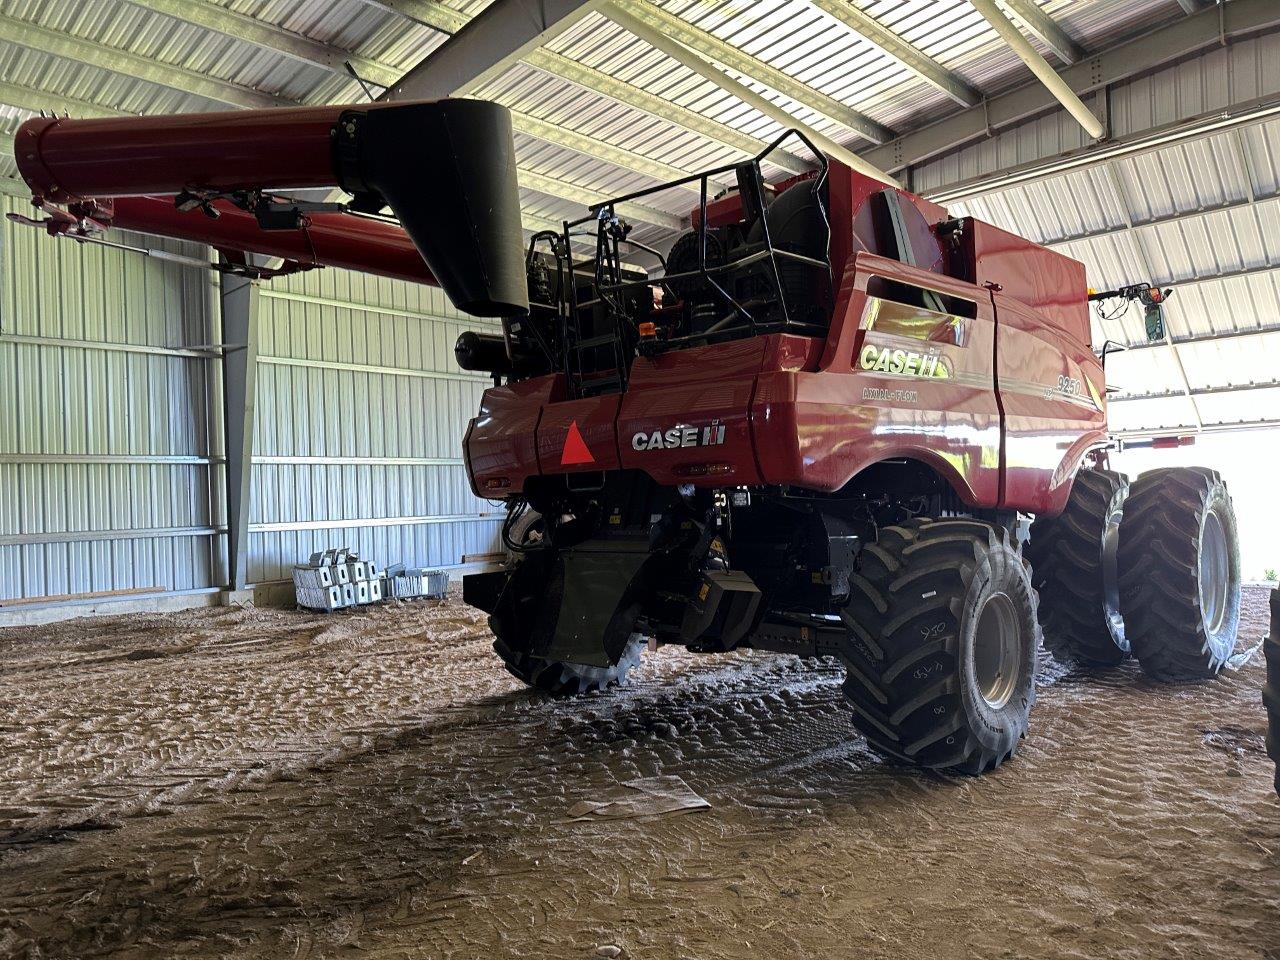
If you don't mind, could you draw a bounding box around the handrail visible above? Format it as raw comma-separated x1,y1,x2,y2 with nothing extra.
547,128,834,395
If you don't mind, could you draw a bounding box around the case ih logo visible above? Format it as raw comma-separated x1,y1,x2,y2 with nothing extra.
859,343,949,378
632,423,727,452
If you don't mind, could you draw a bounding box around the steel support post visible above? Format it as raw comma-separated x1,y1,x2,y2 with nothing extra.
220,270,261,592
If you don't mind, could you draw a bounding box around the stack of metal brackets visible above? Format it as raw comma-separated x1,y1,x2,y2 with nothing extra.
293,548,384,611
384,563,450,600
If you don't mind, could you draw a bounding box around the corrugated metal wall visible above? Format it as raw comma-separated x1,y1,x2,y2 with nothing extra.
248,269,504,585
912,31,1280,196
0,194,224,601
1,196,503,603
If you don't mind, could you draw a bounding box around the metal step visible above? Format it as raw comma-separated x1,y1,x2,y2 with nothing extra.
574,333,619,350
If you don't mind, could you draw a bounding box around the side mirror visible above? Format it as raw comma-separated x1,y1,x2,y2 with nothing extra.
1144,301,1166,342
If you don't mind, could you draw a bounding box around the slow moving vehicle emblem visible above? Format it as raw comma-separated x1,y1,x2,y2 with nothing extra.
561,420,595,466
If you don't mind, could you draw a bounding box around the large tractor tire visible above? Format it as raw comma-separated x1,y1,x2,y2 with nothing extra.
489,507,644,696
1118,467,1242,681
1026,468,1129,667
1264,589,1280,796
839,518,1040,774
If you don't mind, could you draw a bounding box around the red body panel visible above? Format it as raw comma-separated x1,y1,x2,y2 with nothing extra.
465,243,1105,514
538,395,624,475
993,292,1107,514
18,107,363,202
966,219,1091,349
754,253,1002,504
618,339,768,485
465,376,558,497
459,159,1106,515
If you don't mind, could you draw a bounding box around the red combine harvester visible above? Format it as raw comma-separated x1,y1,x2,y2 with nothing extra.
13,101,1242,774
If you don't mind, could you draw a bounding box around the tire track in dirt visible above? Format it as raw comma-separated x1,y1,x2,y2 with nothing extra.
0,600,498,843
0,590,1276,959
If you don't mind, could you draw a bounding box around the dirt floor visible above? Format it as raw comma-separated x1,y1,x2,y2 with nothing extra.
0,587,1276,960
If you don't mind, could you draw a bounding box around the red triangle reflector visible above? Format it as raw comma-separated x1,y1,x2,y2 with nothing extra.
560,420,595,466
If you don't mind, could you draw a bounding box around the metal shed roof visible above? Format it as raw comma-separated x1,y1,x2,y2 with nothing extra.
2,0,1279,434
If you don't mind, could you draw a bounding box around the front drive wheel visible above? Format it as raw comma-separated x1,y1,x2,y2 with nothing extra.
838,519,1041,774
1118,467,1242,681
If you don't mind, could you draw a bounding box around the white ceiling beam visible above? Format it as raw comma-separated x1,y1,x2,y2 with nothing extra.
358,0,466,34
807,0,980,107
382,0,606,101
1123,322,1280,353
1027,187,1275,253
618,0,894,144
123,0,395,85
1112,418,1280,439
524,48,811,175
606,3,898,185
516,168,684,229
509,111,709,190
0,12,290,109
1109,380,1280,403
968,0,1103,139
0,82,127,120
865,0,1280,175
995,0,1084,65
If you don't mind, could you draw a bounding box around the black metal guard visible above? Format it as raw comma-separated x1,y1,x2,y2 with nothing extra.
552,128,833,399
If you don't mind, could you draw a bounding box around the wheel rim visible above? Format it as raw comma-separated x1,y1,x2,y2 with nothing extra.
974,592,1022,710
1101,486,1129,652
1199,507,1230,636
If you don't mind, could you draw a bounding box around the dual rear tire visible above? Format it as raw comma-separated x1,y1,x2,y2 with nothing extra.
1031,466,1241,682
1119,467,1242,680
1026,469,1129,667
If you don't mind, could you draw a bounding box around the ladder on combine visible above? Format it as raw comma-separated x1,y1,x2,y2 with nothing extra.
561,224,635,399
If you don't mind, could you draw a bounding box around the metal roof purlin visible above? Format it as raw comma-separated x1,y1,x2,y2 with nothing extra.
605,2,899,186
807,0,981,107
617,0,895,144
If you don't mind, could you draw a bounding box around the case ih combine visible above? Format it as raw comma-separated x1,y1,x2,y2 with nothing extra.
13,98,1243,775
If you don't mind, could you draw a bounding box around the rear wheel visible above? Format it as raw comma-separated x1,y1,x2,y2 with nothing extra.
1265,590,1280,795
838,518,1040,774
489,506,644,696
494,632,644,696
1118,467,1242,681
1026,468,1129,666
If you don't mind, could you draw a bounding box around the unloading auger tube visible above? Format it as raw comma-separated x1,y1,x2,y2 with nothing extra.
12,98,528,318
